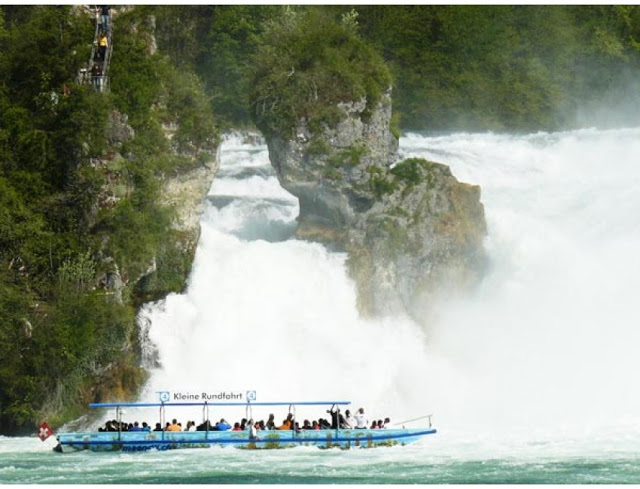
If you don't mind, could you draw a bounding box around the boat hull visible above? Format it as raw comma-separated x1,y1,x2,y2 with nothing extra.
55,428,436,453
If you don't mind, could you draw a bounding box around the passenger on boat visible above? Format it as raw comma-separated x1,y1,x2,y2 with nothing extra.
196,420,215,431
377,420,384,429
186,421,197,431
312,420,320,430
383,417,391,429
302,419,312,430
167,419,181,431
232,422,242,431
153,423,163,432
277,413,294,430
370,420,378,429
266,414,276,430
142,422,151,432
327,406,347,429
343,410,354,429
318,418,331,429
216,418,231,431
354,408,368,429
129,421,143,432
248,419,260,440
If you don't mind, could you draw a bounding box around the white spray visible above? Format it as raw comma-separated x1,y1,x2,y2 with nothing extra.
139,128,640,444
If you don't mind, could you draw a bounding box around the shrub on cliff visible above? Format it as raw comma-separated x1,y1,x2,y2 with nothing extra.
250,7,392,138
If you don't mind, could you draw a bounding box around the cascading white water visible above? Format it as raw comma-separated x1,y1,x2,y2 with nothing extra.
139,127,640,445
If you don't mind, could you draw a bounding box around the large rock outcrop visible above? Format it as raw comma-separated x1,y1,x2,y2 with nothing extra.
266,91,486,321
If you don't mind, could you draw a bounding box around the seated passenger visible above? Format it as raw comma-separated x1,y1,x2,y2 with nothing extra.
318,418,331,429
278,413,294,430
383,417,391,429
248,419,260,440
129,421,143,432
302,419,312,430
196,420,215,431
312,420,320,430
142,422,151,432
153,423,163,432
232,422,242,431
216,418,231,431
266,414,276,430
167,418,181,431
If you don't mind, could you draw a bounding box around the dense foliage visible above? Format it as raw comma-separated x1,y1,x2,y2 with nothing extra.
249,8,392,138
0,6,217,434
152,5,640,132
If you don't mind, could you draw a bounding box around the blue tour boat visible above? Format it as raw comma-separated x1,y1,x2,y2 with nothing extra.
53,401,436,452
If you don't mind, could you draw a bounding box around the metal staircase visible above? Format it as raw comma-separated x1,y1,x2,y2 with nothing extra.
78,6,113,92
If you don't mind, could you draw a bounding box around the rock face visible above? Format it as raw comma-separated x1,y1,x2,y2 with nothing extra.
266,91,486,321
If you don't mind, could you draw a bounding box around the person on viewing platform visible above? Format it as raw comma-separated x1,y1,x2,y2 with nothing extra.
90,63,102,91
354,407,368,429
98,32,108,62
167,419,181,431
100,5,110,32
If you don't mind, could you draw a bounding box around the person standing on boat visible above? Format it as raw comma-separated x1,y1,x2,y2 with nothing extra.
343,410,355,429
354,407,368,429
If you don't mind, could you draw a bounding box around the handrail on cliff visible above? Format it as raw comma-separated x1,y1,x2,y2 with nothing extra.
79,6,113,93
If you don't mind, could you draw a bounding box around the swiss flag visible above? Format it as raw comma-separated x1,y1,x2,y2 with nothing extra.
37,422,53,441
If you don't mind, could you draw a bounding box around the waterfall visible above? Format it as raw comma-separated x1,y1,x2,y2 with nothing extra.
138,127,640,440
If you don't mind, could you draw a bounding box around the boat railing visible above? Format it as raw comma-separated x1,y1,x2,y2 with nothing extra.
89,400,352,439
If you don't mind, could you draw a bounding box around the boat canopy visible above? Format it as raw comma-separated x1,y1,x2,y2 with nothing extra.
89,401,351,408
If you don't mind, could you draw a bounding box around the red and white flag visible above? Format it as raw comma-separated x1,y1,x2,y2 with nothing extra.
37,422,53,441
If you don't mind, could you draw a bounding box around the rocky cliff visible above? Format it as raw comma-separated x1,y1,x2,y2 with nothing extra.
266,90,486,321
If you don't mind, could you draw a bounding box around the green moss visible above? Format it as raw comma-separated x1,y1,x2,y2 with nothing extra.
306,137,330,156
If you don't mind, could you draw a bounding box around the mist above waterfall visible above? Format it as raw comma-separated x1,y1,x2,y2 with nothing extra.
139,128,640,442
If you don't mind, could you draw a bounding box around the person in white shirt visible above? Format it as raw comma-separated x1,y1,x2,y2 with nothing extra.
248,419,259,440
343,410,355,429
354,407,368,429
